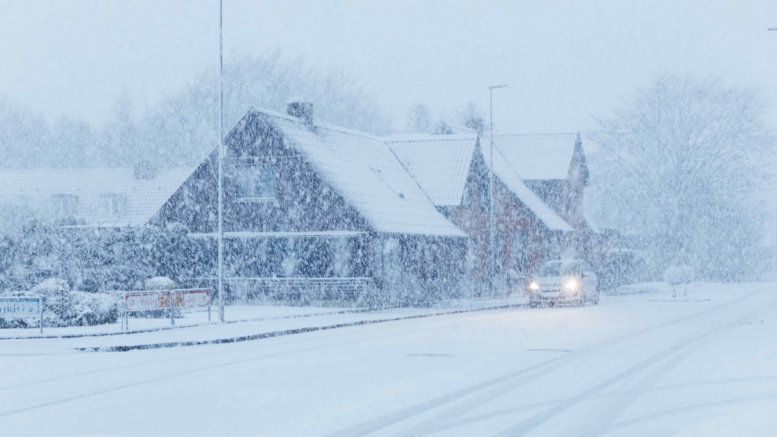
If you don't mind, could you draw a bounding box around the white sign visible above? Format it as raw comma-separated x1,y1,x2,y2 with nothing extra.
172,290,210,309
125,291,171,312
122,289,210,330
125,289,210,312
0,298,42,319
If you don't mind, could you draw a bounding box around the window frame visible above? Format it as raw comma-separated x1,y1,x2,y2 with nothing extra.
235,163,278,203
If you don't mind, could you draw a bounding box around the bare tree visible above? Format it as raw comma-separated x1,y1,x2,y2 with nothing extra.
455,101,485,134
141,51,394,166
589,75,774,280
0,94,49,168
405,103,432,134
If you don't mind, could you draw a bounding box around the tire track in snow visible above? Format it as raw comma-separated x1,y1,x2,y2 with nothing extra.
490,300,775,437
425,376,777,434
600,391,777,435
566,301,776,437
563,319,741,436
398,309,750,437
319,287,766,437
0,288,763,427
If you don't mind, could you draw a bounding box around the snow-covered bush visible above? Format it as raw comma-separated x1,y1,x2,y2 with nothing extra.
664,267,682,286
145,276,175,291
679,265,695,284
31,278,78,323
0,279,120,329
665,265,694,297
69,292,120,326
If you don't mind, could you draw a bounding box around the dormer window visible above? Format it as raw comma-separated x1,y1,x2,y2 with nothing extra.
49,194,78,217
99,193,125,216
236,164,277,201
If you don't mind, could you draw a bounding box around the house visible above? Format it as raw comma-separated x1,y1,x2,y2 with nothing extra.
157,103,470,301
492,133,590,254
385,133,572,286
0,167,195,228
0,166,202,290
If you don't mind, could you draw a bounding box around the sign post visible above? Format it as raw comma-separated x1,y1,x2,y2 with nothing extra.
0,298,43,333
170,290,175,326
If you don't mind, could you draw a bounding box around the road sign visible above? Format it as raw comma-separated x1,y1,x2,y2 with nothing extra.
0,298,43,333
172,290,210,308
125,289,210,311
125,291,171,312
123,289,210,330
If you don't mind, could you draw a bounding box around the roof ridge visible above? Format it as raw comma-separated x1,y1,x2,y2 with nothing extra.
383,135,478,144
250,107,385,143
493,132,578,138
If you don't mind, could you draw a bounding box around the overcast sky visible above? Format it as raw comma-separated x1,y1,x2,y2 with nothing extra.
1,0,776,134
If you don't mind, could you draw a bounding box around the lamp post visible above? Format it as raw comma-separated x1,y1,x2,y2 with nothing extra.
766,27,777,269
217,0,225,322
489,84,507,294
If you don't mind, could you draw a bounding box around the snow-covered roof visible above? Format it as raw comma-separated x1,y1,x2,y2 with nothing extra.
0,167,196,227
242,108,466,237
493,133,580,180
384,134,572,232
384,134,478,207
480,138,573,232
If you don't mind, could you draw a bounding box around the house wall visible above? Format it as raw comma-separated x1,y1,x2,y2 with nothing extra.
523,140,588,259
443,145,554,285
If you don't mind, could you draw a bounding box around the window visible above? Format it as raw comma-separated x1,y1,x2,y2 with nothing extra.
236,164,277,201
99,194,125,217
49,194,78,217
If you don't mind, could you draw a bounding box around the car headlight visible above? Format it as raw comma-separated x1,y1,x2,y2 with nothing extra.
529,281,539,291
565,279,579,293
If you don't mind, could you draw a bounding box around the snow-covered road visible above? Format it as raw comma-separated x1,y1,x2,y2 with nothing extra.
1,283,776,436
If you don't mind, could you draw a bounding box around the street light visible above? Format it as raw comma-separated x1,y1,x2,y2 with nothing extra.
217,0,225,322
489,84,507,294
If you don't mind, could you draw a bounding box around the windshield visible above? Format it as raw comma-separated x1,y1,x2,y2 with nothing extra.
537,261,582,277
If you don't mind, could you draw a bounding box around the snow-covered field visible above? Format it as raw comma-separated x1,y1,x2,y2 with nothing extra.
1,282,775,436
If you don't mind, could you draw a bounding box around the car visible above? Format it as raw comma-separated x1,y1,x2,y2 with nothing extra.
527,259,599,307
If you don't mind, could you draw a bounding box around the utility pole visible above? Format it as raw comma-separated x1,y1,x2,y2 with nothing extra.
217,0,225,322
488,84,507,295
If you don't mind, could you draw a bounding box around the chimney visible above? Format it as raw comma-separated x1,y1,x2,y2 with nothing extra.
133,160,158,180
286,100,314,125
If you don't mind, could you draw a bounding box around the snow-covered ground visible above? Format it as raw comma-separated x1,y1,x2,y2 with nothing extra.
1,282,775,436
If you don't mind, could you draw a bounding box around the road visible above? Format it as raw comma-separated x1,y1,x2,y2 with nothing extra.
1,282,776,436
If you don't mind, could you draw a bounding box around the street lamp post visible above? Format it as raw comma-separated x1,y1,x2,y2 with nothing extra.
770,28,777,275
217,0,225,322
489,84,507,294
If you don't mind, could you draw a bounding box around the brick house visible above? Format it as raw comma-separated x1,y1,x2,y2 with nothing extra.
492,133,590,257
386,133,572,286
